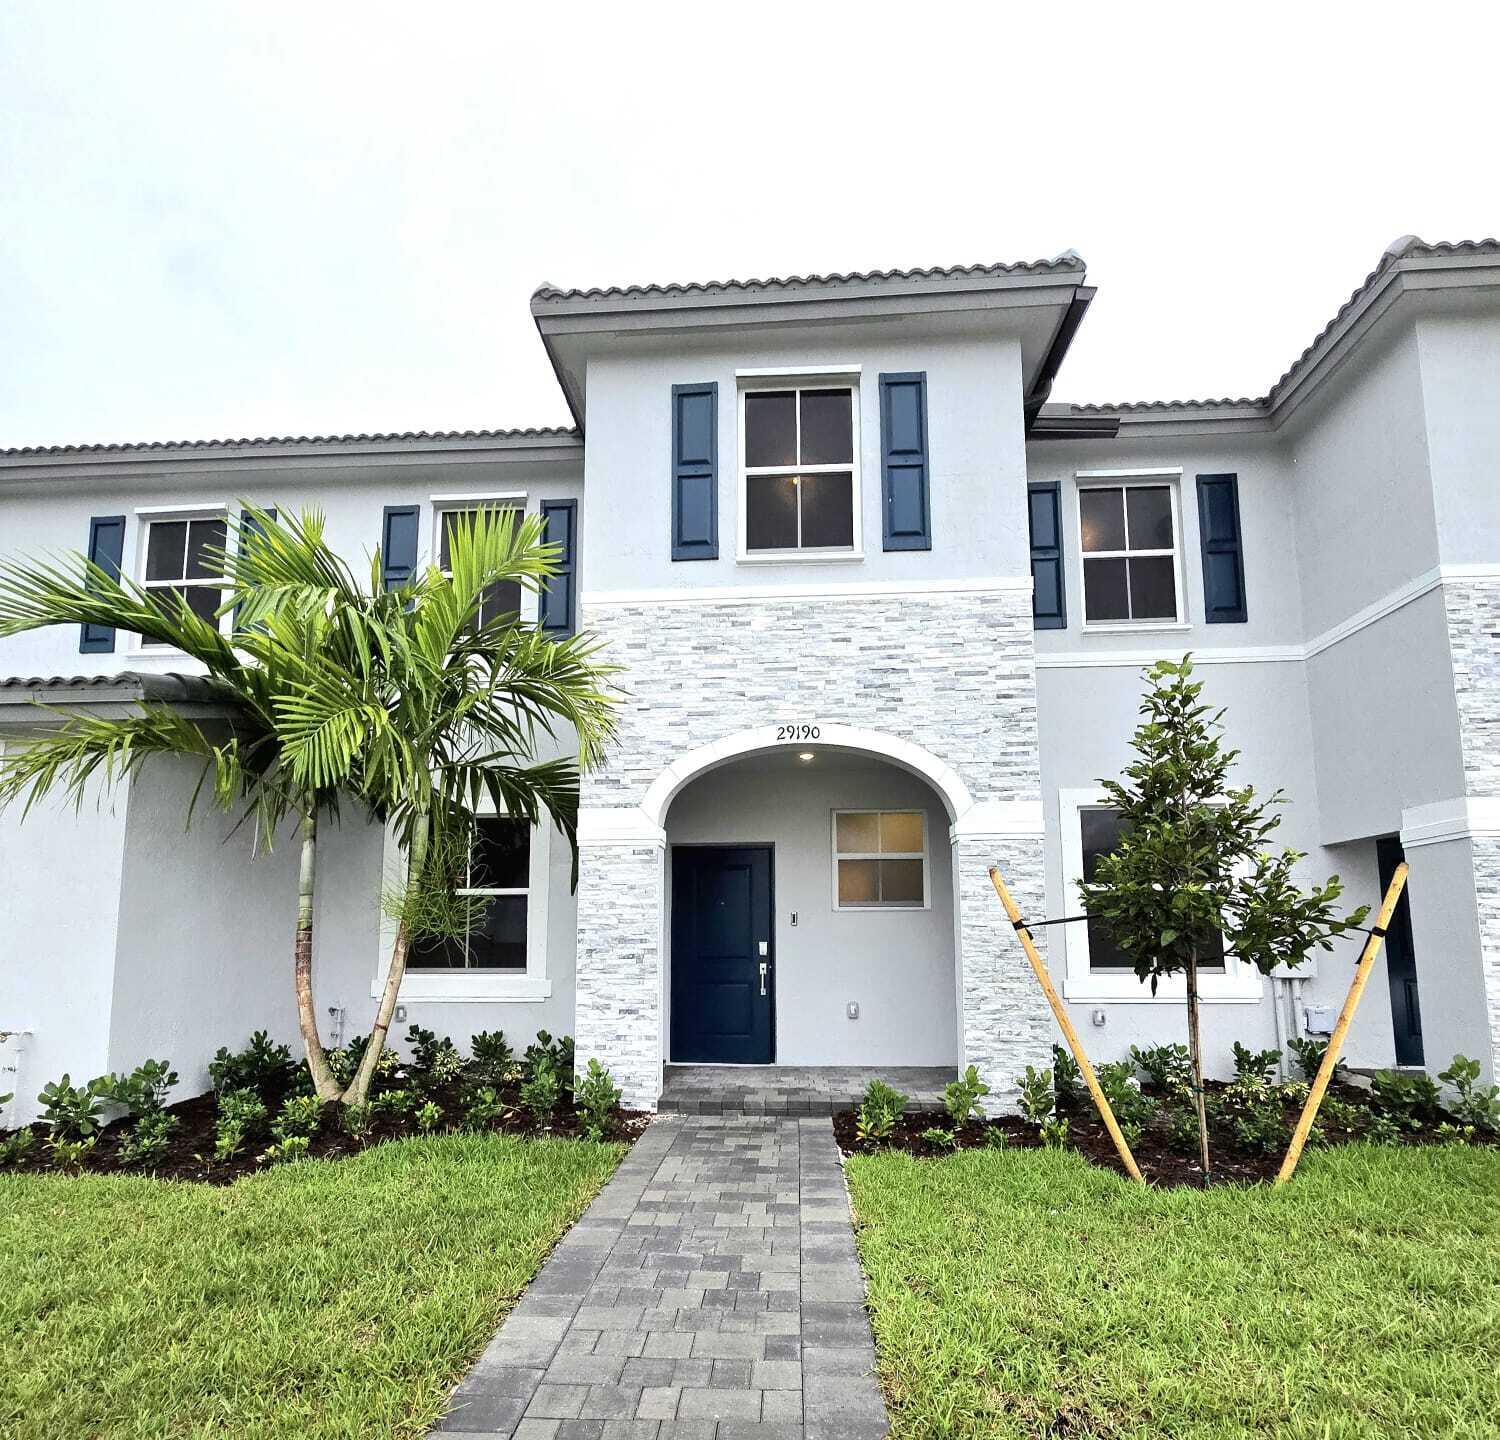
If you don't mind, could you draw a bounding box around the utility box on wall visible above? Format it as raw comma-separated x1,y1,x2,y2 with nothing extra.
0,1031,29,1127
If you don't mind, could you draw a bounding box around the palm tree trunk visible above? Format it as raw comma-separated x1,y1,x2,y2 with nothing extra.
1185,947,1211,1183
293,806,340,1100
344,821,429,1106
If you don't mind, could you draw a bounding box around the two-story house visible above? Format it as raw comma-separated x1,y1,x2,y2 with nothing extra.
2,236,1498,1121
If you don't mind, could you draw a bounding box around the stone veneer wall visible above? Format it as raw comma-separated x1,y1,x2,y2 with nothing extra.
572,583,1052,1112
1444,577,1500,1075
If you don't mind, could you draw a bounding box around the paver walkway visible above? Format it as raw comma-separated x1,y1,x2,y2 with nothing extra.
435,1115,889,1440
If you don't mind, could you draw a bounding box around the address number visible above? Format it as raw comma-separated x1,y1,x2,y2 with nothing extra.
777,724,821,741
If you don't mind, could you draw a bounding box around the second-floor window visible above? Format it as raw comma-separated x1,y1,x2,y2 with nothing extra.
438,505,523,628
1078,481,1182,625
141,514,227,646
741,385,859,556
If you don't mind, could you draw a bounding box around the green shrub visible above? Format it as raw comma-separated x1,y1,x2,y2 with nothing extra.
1438,1054,1500,1133
272,1094,324,1143
371,1088,414,1119
214,1088,268,1162
405,1025,463,1087
921,1126,957,1151
855,1080,908,1142
37,1075,106,1139
1040,1115,1070,1149
1095,1060,1155,1144
209,1032,299,1103
575,1059,622,1141
1165,1104,1200,1153
1130,1043,1192,1097
47,1135,96,1171
519,1062,561,1127
462,1087,508,1132
341,1102,374,1141
1232,1042,1283,1084
414,1100,444,1133
1371,1069,1440,1131
1017,1065,1055,1129
97,1059,178,1119
1286,1035,1344,1083
524,1031,575,1091
469,1030,514,1084
1050,1045,1082,1104
1215,1075,1286,1154
0,1128,36,1165
328,1035,399,1090
117,1110,178,1165
983,1125,1010,1149
262,1133,311,1164
944,1066,990,1127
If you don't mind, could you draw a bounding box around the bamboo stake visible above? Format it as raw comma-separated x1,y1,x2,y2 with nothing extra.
988,866,1145,1183
1275,861,1409,1186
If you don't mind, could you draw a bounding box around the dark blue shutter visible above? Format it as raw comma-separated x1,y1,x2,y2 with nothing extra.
381,504,420,590
879,372,931,551
79,515,126,653
539,499,577,636
671,382,718,561
1196,474,1247,623
1027,484,1066,629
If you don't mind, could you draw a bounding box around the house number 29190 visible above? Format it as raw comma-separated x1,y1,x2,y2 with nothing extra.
776,724,821,741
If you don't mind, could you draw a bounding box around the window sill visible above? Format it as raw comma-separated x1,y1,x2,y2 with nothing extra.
737,552,865,566
1062,979,1261,1005
1080,621,1192,635
373,975,552,1003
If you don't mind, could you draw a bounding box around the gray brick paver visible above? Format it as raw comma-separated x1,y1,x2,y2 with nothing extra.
432,1115,886,1438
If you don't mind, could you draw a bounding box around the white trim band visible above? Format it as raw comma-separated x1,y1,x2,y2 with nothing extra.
1400,796,1500,849
583,576,1033,608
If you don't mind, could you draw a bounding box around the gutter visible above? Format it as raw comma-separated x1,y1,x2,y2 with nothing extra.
1023,288,1095,436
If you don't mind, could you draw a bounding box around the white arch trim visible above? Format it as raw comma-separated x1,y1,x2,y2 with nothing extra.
576,725,1043,846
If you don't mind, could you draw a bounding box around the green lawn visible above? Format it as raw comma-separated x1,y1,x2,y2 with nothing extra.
0,1133,623,1440
846,1143,1500,1440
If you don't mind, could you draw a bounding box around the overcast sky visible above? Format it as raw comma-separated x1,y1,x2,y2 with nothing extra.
3,2,1496,448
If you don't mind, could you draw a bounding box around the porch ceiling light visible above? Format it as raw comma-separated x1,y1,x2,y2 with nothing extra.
798,751,815,762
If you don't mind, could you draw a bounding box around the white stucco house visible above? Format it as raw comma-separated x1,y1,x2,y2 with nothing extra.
3,235,1499,1121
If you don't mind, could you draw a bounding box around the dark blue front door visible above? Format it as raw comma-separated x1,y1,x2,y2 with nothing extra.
671,846,774,1063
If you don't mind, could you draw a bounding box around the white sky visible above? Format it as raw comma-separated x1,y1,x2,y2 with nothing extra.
3,1,1497,448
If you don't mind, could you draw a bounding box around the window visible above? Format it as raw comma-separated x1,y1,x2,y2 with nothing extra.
741,385,859,555
140,514,227,646
409,817,530,972
1077,482,1181,624
833,810,927,909
437,506,523,628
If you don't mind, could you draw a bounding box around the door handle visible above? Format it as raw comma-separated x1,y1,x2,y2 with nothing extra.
759,961,769,996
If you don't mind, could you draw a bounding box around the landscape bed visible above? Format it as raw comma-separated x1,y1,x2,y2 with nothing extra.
845,1142,1500,1440
832,1045,1500,1187
0,1133,625,1440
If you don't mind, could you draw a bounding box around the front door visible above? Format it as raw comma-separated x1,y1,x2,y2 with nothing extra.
1377,836,1424,1066
671,846,774,1064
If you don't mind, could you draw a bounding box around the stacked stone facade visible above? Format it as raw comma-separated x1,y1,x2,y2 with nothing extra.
1443,576,1500,1075
572,581,1053,1111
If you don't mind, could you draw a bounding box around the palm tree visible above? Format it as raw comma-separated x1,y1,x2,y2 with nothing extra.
0,506,618,1103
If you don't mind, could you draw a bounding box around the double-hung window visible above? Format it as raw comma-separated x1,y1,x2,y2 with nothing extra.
741,385,860,556
140,513,228,646
833,810,927,909
409,817,530,972
1077,479,1182,625
437,505,523,628
1060,789,1253,1002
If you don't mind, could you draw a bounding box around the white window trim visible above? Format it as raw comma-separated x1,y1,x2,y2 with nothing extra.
133,505,232,654
1075,474,1188,633
374,809,552,1002
830,808,930,912
737,379,864,564
431,499,539,624
1057,787,1262,1004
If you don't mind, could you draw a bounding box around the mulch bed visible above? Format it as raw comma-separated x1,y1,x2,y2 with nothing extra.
2,1080,649,1186
832,1081,1491,1187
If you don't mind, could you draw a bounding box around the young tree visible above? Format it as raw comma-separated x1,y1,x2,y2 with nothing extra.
1076,656,1368,1181
0,507,618,1103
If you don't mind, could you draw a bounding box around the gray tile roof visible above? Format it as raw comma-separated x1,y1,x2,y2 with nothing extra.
1,425,579,460
531,254,1086,304
1067,237,1500,417
0,671,222,701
